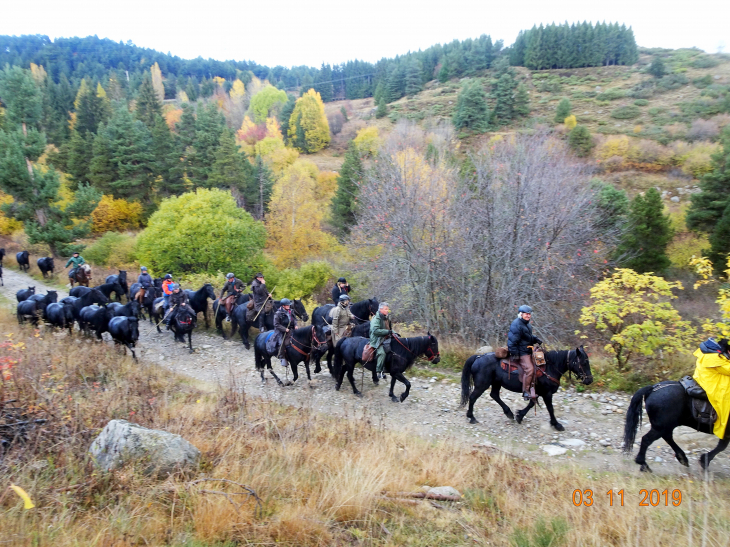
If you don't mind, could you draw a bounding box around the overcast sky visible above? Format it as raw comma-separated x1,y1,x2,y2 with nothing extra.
1,0,726,68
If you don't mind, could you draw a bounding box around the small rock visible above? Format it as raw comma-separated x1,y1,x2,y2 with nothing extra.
428,486,462,498
542,445,568,456
654,456,664,463
560,439,586,447
599,439,611,447
200,344,212,349
670,196,680,203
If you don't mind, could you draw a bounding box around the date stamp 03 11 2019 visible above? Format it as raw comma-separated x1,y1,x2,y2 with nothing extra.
572,489,683,507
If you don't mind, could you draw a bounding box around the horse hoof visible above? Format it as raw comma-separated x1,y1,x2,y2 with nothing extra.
468,417,479,424
283,380,293,387
699,454,709,470
314,367,321,374
373,380,379,385
552,422,565,432
391,396,400,403
676,455,689,467
505,411,515,420
400,393,408,402
639,463,652,473
355,391,363,398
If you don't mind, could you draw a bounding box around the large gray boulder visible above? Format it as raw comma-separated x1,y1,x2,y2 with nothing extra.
90,419,201,478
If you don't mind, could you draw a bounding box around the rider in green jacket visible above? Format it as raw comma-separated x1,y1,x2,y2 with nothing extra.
369,302,392,380
65,252,86,279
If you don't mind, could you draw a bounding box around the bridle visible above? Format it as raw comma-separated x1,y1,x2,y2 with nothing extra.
289,326,328,358
566,349,589,382
350,300,377,323
392,335,440,362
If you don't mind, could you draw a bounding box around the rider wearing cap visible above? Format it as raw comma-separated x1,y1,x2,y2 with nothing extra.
270,298,297,368
508,305,543,400
331,294,356,346
166,283,191,329
370,302,392,380
65,251,86,281
331,277,351,305
220,273,245,321
251,273,272,332
136,266,153,303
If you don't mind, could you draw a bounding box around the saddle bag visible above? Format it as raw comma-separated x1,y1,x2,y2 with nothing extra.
494,347,509,359
246,299,255,311
362,343,375,363
382,338,392,354
692,399,718,426
679,375,709,400
264,300,273,314
531,345,546,367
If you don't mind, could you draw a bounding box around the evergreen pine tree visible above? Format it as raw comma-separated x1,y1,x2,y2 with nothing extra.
452,80,490,132
0,66,100,255
176,103,197,150
75,83,111,135
492,73,516,123
513,83,530,117
687,128,730,233
278,94,297,142
208,129,254,198
568,125,594,157
616,187,673,273
708,203,730,269
648,57,666,79
185,77,199,102
88,123,116,192
405,61,423,96
554,97,572,124
67,130,95,188
438,59,450,83
314,63,334,103
188,103,226,188
331,142,363,238
135,74,163,130
376,98,388,119
249,155,274,219
152,115,187,197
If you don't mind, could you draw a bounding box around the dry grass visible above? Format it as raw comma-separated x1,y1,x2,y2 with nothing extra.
2,311,730,546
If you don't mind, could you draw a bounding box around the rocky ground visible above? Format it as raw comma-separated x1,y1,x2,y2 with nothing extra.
2,266,728,479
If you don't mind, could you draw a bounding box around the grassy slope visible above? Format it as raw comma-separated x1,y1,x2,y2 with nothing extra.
1,312,730,546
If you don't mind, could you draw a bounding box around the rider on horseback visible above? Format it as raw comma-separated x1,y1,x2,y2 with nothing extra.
508,305,543,401
166,283,192,329
271,298,297,368
331,277,351,305
162,274,174,310
370,302,392,380
251,273,272,333
220,273,245,322
693,338,730,439
332,294,356,346
65,252,85,280
136,266,153,303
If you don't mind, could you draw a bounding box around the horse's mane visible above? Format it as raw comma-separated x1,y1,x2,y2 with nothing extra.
545,350,570,373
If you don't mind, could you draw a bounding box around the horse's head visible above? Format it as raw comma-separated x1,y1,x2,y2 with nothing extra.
45,290,58,303
28,286,35,293
129,301,141,317
292,299,309,322
81,264,91,274
204,283,216,300
90,288,110,305
369,297,379,317
570,345,593,385
128,317,140,341
425,331,440,364
118,270,127,279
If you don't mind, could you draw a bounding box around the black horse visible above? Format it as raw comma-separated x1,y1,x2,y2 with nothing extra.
16,286,35,302
44,301,75,333
460,346,593,430
623,382,729,472
105,270,128,297
185,284,217,328
225,297,308,348
0,248,5,263
310,303,372,374
108,300,141,319
17,293,57,326
130,283,161,321
108,316,140,360
37,257,55,278
169,305,196,353
348,297,379,324
0,263,3,286
95,282,126,302
16,251,29,272
334,334,441,401
70,288,110,330
253,326,325,384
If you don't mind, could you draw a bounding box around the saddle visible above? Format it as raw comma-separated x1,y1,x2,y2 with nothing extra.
679,376,718,425
361,343,375,363
499,346,556,384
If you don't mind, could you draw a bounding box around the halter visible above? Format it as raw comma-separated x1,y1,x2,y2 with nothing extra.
350,301,377,323
566,349,589,382
289,326,327,358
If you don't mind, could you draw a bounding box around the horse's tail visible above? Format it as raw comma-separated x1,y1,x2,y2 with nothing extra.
333,338,345,379
623,385,653,454
460,355,478,407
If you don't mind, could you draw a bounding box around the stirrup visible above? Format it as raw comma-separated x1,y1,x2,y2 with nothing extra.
523,391,531,400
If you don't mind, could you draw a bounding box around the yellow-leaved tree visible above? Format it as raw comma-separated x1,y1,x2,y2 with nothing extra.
288,89,330,153
690,256,730,338
266,160,338,268
151,63,165,102
578,268,697,370
91,195,143,233
353,126,382,157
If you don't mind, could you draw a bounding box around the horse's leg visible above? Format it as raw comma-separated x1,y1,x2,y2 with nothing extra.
700,437,730,470
467,384,488,424
188,331,193,353
661,431,689,467
515,399,536,424
388,373,398,402
268,366,283,385
393,371,411,402
203,309,209,329
635,427,662,472
542,391,564,431
304,359,312,382
489,383,514,420
313,348,322,374
327,346,334,375
346,363,360,396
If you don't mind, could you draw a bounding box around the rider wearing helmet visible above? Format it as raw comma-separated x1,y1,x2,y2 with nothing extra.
136,266,153,303
269,298,297,368
162,274,174,309
331,294,356,346
331,277,351,305
219,272,245,321
508,305,543,400
166,283,191,329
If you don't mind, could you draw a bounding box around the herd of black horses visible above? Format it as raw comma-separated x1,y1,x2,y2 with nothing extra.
5,249,730,473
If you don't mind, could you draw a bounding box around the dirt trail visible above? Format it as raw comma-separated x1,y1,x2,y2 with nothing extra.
2,266,728,479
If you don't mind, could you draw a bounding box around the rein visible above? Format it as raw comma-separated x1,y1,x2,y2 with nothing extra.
392,336,440,362
289,326,326,358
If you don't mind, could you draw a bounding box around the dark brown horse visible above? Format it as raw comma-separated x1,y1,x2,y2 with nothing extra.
69,264,92,288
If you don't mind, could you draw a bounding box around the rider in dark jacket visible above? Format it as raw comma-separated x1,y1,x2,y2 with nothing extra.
220,273,245,320
331,277,351,305
269,299,297,368
251,273,271,332
136,266,153,302
508,305,542,400
166,284,192,329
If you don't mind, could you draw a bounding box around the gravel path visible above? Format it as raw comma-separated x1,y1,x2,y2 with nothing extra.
2,266,728,478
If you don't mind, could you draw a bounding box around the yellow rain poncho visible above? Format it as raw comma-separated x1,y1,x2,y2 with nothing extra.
693,349,730,438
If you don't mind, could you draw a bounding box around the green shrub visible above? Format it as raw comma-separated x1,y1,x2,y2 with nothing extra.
177,270,227,291
656,73,689,92
693,75,714,89
84,232,137,268
595,88,626,101
611,105,641,120
693,56,720,68
634,99,649,106
266,261,334,300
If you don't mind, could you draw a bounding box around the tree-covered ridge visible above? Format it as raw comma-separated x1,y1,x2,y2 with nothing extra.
510,22,638,70
0,22,637,106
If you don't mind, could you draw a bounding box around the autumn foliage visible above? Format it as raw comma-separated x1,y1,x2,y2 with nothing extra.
91,195,143,233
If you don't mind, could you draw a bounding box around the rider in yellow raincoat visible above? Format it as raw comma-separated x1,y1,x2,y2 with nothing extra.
693,339,730,438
